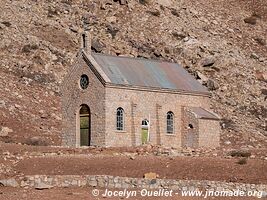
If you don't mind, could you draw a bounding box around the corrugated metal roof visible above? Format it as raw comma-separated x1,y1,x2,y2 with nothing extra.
92,53,209,94
190,107,220,120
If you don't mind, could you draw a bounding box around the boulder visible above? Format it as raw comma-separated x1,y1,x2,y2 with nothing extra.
144,172,158,179
0,100,5,108
255,70,267,82
0,127,13,137
35,182,53,190
157,0,173,7
119,0,127,5
106,16,117,24
206,79,219,91
91,39,106,53
200,56,216,67
0,179,19,187
196,71,208,82
244,16,257,25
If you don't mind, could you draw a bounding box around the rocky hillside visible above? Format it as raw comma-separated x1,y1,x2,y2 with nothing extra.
0,0,266,148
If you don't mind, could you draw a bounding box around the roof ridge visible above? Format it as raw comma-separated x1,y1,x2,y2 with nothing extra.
92,52,179,65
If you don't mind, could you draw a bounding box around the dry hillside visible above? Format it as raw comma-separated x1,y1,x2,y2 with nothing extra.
0,0,266,148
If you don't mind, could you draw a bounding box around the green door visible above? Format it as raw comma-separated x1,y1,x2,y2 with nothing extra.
141,128,148,144
141,119,149,144
80,105,90,146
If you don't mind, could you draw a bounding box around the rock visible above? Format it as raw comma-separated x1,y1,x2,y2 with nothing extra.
91,39,105,53
0,100,5,108
35,182,53,190
250,155,256,159
25,136,48,146
144,172,158,179
40,113,49,119
14,104,21,109
224,141,231,145
206,79,219,91
172,31,187,40
0,127,13,136
0,179,19,187
106,16,117,24
261,89,267,96
259,57,265,62
262,191,267,198
224,98,237,106
251,53,259,59
255,70,267,82
106,24,119,39
1,21,11,27
200,57,216,67
254,37,266,46
196,71,208,82
69,25,79,33
129,156,135,160
244,16,257,25
119,0,127,5
157,0,173,7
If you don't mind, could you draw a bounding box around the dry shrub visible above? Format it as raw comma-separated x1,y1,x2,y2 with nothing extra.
229,150,251,158
139,0,151,5
244,16,257,25
24,136,49,146
237,158,247,165
147,10,161,17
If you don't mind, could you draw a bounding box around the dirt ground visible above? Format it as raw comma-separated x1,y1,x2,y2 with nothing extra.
0,187,261,200
14,155,267,184
0,142,266,184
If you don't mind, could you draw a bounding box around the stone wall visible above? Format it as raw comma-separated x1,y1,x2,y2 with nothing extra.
105,86,210,148
1,175,266,194
61,54,106,147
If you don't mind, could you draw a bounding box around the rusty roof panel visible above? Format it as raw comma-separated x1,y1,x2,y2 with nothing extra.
190,107,220,120
92,53,209,94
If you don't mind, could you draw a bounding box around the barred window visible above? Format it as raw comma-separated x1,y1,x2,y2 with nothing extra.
116,107,124,131
167,111,174,134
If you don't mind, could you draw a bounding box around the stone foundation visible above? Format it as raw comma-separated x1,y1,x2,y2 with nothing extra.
1,175,266,193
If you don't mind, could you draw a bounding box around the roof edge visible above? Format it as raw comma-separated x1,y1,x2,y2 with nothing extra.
81,50,110,86
188,107,221,120
105,82,211,97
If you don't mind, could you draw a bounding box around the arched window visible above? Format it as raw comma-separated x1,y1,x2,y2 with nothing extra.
167,111,174,134
116,107,124,130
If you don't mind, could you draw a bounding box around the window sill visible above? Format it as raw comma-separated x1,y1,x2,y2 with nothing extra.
166,133,176,136
115,130,127,133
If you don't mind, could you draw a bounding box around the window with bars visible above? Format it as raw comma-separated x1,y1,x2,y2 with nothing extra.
167,111,174,134
116,107,124,131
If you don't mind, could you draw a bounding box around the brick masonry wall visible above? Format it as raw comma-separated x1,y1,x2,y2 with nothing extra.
198,119,220,148
182,108,200,148
61,54,106,147
61,53,220,148
105,87,210,148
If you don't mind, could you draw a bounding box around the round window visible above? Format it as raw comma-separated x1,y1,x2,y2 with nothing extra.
188,124,194,129
80,74,89,89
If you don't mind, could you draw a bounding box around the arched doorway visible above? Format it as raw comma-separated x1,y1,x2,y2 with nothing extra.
79,104,91,146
